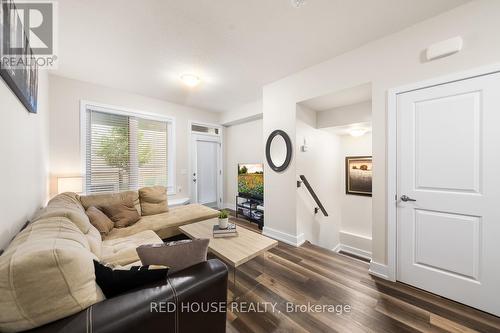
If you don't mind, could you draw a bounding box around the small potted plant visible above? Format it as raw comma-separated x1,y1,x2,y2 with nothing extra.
218,210,229,229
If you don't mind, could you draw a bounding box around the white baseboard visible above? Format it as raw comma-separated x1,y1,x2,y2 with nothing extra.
333,243,372,261
262,226,305,247
369,260,389,280
332,243,342,253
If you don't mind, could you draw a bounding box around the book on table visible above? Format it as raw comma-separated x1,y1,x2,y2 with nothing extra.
213,223,238,238
213,231,239,238
213,223,236,233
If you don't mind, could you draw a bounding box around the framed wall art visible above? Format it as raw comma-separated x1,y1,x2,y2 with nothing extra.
0,0,39,114
345,156,372,196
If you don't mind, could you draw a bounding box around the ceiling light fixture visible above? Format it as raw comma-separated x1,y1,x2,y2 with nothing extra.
180,74,201,87
291,0,306,8
350,128,367,137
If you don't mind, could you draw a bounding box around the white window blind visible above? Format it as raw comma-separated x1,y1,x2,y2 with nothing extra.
84,105,174,194
137,118,168,188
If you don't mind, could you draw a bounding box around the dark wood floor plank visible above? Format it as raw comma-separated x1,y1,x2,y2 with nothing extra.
278,244,371,278
224,217,500,333
363,279,500,333
429,314,480,333
229,276,338,333
365,277,500,331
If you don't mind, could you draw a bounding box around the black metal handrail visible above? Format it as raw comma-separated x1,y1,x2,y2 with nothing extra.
297,175,328,216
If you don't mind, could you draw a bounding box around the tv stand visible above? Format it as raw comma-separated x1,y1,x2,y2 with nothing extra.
235,195,264,230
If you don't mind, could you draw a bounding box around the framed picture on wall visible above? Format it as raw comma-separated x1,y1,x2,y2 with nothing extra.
345,156,372,196
0,0,39,114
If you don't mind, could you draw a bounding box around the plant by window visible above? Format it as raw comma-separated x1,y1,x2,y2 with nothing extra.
96,127,153,184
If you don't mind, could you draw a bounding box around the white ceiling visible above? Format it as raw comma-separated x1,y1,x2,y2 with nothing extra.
300,83,372,111
53,0,469,112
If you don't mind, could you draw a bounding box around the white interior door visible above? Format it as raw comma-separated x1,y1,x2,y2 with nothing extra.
191,134,221,208
397,72,500,316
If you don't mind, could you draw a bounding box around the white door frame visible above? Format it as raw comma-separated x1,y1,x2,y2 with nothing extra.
386,63,500,282
188,121,224,208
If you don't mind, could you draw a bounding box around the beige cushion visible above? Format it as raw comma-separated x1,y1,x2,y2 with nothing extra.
32,206,91,234
119,260,142,269
86,206,114,235
103,204,219,240
0,217,105,332
35,192,92,234
101,230,163,266
137,239,209,274
48,192,86,212
86,223,103,258
139,186,168,216
32,193,103,258
101,200,141,228
79,191,141,216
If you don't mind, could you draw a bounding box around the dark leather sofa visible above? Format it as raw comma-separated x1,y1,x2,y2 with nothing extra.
26,260,228,333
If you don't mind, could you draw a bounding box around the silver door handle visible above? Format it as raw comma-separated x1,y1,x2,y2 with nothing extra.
400,195,416,202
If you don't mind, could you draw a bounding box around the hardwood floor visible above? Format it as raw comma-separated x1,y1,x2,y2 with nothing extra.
221,218,500,333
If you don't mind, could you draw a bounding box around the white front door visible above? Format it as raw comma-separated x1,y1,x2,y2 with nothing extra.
191,134,221,208
397,72,500,316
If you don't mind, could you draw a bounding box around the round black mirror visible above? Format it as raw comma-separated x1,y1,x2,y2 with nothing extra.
266,130,292,172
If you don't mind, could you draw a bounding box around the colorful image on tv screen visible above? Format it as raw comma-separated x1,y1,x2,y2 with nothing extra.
238,164,264,199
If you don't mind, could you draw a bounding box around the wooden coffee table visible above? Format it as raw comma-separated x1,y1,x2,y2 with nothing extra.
179,218,278,267
179,218,278,299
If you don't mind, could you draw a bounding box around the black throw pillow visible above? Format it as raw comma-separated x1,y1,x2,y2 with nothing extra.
93,260,168,298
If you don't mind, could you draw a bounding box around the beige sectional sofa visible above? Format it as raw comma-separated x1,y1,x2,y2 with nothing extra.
78,190,220,240
0,191,219,332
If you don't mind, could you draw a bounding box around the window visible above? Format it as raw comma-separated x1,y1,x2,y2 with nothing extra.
191,124,219,135
82,102,175,195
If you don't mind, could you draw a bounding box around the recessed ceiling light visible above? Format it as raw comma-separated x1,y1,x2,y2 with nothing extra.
350,128,367,137
291,0,306,8
180,74,201,87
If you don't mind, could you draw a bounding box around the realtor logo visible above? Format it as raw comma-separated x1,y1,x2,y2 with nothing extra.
1,0,57,67
5,1,53,54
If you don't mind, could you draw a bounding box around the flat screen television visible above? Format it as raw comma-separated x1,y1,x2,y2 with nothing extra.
238,164,264,200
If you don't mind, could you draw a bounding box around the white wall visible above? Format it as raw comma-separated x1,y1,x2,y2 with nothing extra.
0,71,50,249
263,0,500,264
220,100,262,126
262,95,299,244
223,118,263,208
48,75,219,200
294,105,372,254
295,105,341,249
338,133,372,257
317,101,371,129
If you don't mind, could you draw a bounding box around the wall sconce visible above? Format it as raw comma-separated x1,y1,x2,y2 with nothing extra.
57,176,83,194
